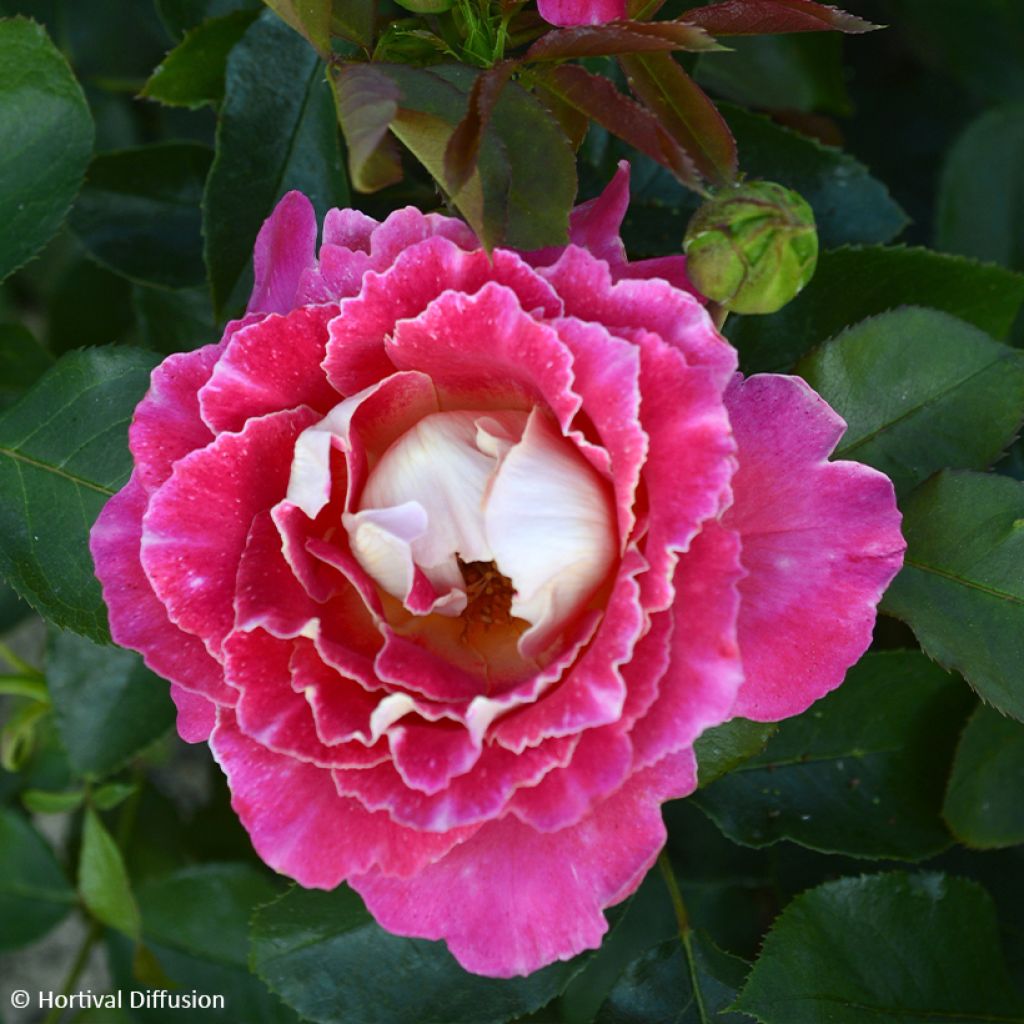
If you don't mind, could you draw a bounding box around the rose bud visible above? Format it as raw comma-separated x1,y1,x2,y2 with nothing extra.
683,180,819,315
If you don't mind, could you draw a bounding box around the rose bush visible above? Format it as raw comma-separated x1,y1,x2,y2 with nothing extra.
90,163,904,978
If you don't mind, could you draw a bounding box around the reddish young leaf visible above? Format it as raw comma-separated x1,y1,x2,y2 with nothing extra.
525,21,721,61
619,52,737,186
331,0,376,47
444,62,516,194
332,64,404,193
682,0,878,36
534,63,700,189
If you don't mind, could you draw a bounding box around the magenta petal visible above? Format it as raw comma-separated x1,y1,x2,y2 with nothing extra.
633,330,736,613
351,750,694,978
540,246,734,381
631,521,745,769
508,725,633,832
724,374,905,721
332,736,575,832
199,305,341,434
90,474,234,706
141,407,318,656
389,721,482,795
568,160,630,267
324,239,562,396
537,0,626,25
615,255,701,298
247,191,318,316
129,344,221,494
170,684,217,743
386,282,578,427
211,709,476,886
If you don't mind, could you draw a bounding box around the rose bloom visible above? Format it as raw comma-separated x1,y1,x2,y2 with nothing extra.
91,164,904,978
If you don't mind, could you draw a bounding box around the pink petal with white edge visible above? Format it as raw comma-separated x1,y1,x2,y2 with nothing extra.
386,282,578,427
169,684,217,743
537,0,626,25
141,407,319,656
631,520,745,769
389,720,483,795
128,344,221,495
549,315,646,543
632,328,736,613
616,255,700,297
724,374,905,721
211,709,477,887
323,239,562,396
367,207,478,267
247,191,318,316
332,734,576,832
540,246,734,381
199,304,341,435
508,724,633,832
227,628,379,769
351,748,695,978
90,474,235,707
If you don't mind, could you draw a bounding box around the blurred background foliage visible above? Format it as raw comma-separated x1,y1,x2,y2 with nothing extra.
2,1,1024,1022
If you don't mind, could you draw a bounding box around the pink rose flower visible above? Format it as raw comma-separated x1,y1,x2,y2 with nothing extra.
90,163,904,978
537,0,626,26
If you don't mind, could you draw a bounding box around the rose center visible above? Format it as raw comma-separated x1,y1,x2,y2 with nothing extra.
343,405,617,662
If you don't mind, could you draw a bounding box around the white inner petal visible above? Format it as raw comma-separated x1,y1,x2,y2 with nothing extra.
344,407,617,650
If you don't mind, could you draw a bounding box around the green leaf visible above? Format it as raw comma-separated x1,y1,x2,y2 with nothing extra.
46,256,136,356
944,704,1024,850
0,18,94,282
141,10,258,109
108,865,298,1023
263,0,331,56
47,626,175,778
595,932,748,1024
882,471,1024,722
92,781,139,811
21,787,84,813
204,9,348,316
734,872,1024,1023
250,885,581,1024
797,307,1024,496
693,651,972,860
0,805,76,949
728,245,1024,372
937,104,1024,271
79,806,140,939
133,284,216,354
0,346,159,641
695,34,850,115
0,323,52,411
69,142,213,290
155,0,260,37
341,63,577,252
695,719,776,788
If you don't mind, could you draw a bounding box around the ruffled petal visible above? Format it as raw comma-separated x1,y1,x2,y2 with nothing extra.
724,374,905,720
141,407,319,656
631,520,745,768
350,749,695,978
211,708,478,887
90,474,234,707
199,304,341,434
169,684,217,743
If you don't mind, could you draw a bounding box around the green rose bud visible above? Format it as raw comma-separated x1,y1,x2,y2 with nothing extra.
682,181,819,315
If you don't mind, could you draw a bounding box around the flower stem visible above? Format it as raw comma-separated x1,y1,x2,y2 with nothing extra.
657,849,691,938
0,641,43,679
42,922,101,1024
